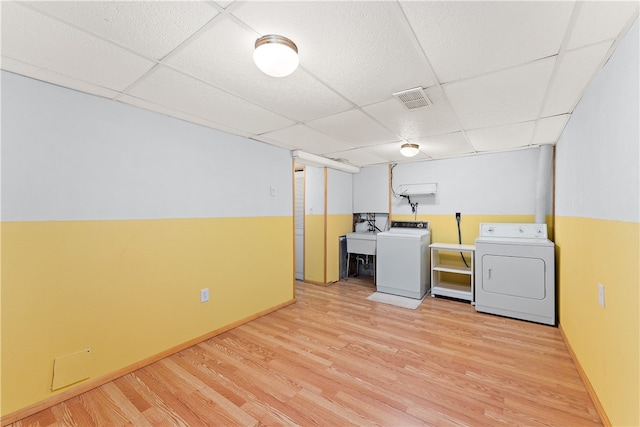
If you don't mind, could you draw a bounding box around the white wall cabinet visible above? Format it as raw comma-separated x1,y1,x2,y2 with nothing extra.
353,165,389,213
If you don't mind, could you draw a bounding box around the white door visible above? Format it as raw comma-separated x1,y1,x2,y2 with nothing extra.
295,170,304,280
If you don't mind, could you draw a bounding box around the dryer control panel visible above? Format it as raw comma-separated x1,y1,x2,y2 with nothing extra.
479,223,547,239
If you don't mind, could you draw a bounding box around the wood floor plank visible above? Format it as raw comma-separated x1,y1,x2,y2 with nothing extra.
99,382,152,427
117,372,190,427
112,375,152,415
130,368,202,426
161,358,259,427
170,350,248,409
286,388,372,426
12,407,57,427
8,280,602,426
74,388,131,427
47,405,75,427
64,395,105,427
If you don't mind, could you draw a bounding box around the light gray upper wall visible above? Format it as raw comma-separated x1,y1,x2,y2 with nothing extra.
1,72,293,221
327,168,353,215
304,165,325,215
391,148,547,216
556,20,639,222
353,164,389,213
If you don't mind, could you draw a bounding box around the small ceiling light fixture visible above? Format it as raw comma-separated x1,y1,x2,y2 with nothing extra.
400,143,420,157
253,34,299,77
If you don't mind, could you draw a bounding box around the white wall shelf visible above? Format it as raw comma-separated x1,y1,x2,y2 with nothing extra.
397,182,437,195
430,243,475,303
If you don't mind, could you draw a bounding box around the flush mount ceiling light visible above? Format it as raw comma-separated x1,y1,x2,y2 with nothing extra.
253,34,299,77
400,143,420,157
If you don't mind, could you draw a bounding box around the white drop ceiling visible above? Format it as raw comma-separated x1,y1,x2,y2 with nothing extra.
1,1,638,168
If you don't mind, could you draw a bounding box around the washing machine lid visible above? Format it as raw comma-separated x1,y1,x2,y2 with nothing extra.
378,231,431,241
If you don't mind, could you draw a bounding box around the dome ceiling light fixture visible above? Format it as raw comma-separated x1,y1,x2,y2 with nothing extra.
253,34,299,77
400,143,420,157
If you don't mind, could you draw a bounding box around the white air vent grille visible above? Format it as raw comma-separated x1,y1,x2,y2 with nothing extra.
393,87,432,110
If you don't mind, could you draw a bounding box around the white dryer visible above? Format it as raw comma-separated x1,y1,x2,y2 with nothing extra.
376,221,431,299
475,223,556,325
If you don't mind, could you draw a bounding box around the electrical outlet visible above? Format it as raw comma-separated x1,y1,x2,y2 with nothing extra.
200,288,209,303
455,212,461,221
598,283,605,308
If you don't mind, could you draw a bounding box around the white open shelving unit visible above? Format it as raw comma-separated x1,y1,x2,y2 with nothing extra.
430,243,475,303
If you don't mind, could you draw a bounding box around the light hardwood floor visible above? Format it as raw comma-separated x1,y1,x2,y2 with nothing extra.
10,278,601,426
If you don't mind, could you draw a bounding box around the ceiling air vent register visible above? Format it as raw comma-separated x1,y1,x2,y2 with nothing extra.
393,87,432,110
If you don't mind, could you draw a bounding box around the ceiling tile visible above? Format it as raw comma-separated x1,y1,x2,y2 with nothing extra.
230,1,437,106
410,132,475,159
323,148,388,168
533,115,570,145
466,121,536,152
127,66,295,135
444,57,556,130
362,86,461,140
364,142,432,164
306,109,400,147
567,1,639,49
543,41,613,117
25,1,219,60
1,2,155,91
261,124,355,155
402,1,573,83
166,17,352,122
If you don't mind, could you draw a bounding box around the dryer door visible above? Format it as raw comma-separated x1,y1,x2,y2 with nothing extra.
482,255,546,299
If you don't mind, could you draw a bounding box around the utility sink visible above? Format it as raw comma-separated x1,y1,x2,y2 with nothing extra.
346,232,377,255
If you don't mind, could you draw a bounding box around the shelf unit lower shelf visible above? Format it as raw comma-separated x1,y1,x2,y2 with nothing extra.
431,281,473,301
430,243,475,304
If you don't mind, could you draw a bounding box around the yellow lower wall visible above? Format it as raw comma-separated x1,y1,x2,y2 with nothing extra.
555,216,639,426
304,214,352,285
0,216,294,416
304,214,325,283
326,214,353,283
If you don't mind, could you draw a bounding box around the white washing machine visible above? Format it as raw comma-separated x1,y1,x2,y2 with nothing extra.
475,223,556,325
376,221,431,299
